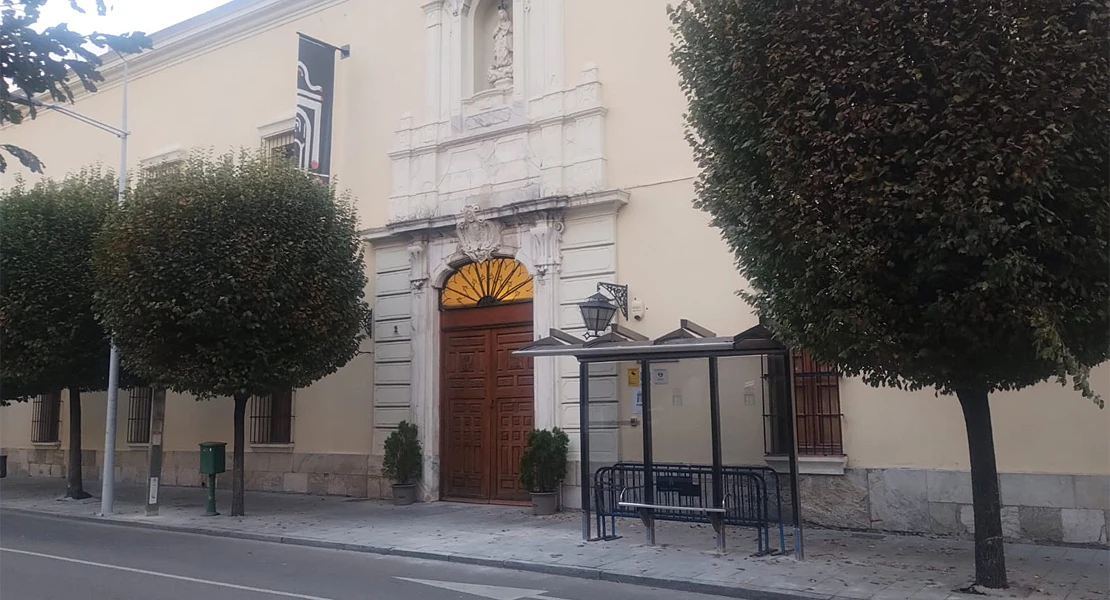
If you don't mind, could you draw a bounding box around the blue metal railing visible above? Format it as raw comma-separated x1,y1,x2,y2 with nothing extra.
593,462,786,554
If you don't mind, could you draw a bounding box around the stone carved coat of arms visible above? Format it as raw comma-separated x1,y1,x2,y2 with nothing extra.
455,205,501,263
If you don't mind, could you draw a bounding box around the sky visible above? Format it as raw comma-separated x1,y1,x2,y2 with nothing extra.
37,0,234,38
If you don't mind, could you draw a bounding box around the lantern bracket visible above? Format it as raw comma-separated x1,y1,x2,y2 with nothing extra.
597,282,629,319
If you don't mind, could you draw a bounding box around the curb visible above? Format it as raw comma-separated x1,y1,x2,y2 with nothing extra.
2,506,825,600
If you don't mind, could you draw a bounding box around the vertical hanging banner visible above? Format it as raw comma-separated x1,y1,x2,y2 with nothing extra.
295,34,338,181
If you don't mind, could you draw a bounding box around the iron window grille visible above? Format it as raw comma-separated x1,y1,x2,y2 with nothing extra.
262,131,297,163
126,387,154,444
763,349,844,456
31,391,62,443
249,388,294,445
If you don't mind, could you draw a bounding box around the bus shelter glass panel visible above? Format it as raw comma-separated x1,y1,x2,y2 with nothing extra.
643,358,713,465
717,355,769,467
566,359,623,512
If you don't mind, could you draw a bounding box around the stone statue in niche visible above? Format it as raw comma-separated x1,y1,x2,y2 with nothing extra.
487,6,513,88
455,204,502,263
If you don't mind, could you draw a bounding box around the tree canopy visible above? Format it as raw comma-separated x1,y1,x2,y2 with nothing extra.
93,151,368,398
671,0,1107,588
0,167,118,400
670,0,1108,403
0,166,125,498
1,0,152,173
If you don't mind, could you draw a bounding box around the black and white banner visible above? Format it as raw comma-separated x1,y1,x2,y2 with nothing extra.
294,34,336,180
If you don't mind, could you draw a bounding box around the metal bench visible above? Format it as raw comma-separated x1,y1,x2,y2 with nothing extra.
618,502,727,512
594,462,786,554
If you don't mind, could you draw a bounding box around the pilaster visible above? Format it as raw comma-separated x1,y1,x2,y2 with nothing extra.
523,211,564,430
407,239,439,501
422,1,444,121
540,0,564,94
446,1,465,121
511,0,528,103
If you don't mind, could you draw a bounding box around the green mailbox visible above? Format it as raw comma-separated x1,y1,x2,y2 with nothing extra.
199,442,226,516
199,442,226,474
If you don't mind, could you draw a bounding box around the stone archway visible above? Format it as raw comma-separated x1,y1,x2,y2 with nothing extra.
438,257,535,503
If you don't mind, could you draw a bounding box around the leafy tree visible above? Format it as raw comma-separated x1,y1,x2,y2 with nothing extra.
93,151,369,516
1,0,151,173
671,0,1107,589
0,167,120,499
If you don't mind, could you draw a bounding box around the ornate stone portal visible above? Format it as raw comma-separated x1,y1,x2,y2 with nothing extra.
370,0,625,507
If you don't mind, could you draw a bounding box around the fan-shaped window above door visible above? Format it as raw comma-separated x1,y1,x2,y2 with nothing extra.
440,258,533,310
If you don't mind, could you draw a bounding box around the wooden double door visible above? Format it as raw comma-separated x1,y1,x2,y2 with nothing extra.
440,302,534,503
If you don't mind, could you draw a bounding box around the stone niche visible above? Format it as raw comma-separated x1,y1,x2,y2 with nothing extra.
389,0,606,224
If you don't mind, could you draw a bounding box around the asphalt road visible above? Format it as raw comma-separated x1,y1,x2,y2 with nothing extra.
0,511,731,600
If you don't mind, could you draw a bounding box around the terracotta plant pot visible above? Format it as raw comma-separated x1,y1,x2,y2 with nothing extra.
392,483,417,506
530,491,558,515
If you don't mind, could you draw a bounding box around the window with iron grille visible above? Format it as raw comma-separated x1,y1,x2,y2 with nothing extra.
763,349,844,456
249,388,293,444
262,130,297,163
31,391,62,443
126,387,154,444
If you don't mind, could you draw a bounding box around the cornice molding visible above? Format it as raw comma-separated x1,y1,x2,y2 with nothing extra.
362,189,629,243
139,147,187,168
65,0,349,103
258,116,296,138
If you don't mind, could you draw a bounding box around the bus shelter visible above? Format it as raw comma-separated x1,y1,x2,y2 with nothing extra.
514,320,805,558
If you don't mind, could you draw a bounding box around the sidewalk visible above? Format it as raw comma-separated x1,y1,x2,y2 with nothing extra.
1,477,1105,600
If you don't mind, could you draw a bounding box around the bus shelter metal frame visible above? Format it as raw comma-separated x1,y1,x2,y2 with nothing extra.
514,320,805,559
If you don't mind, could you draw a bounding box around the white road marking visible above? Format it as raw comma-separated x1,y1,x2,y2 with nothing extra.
0,547,339,600
396,577,572,600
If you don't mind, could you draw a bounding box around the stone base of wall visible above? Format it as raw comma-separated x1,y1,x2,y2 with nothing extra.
9,448,1100,546
575,461,1106,547
1,447,388,500
0,447,93,480
796,468,1109,547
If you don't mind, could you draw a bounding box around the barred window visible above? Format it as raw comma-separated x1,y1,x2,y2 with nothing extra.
126,387,154,444
262,130,297,163
31,391,62,443
249,388,294,444
763,349,844,457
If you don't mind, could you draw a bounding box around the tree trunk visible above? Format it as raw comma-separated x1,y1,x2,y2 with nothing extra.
65,388,92,500
956,388,1007,589
231,393,247,516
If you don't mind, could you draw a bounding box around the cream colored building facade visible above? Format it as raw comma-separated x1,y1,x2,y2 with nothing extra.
1,0,1106,545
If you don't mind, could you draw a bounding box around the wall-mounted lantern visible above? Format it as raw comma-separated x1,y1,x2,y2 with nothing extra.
578,282,628,338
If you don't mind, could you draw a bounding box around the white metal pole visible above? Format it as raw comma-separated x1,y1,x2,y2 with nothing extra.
100,58,128,516
100,345,121,514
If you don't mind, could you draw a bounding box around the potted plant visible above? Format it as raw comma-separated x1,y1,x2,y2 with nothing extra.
383,420,422,505
519,427,570,515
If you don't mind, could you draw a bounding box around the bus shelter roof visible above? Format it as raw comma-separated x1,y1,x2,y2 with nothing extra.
512,320,789,363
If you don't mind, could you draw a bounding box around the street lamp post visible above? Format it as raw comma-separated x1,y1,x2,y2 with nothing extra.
101,59,128,516
25,60,129,515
